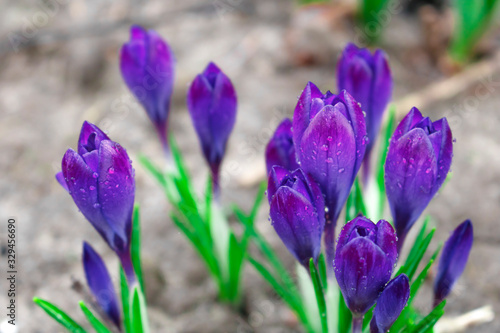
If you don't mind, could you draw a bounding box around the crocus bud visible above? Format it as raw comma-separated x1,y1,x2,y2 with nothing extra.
293,82,367,267
370,274,410,333
265,118,299,175
385,107,453,251
120,25,175,153
337,43,392,179
83,242,121,328
434,220,473,307
187,62,237,195
268,166,325,267
334,216,397,316
56,122,136,282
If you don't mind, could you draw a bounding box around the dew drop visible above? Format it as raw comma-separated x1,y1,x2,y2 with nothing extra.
338,168,345,174
108,167,115,174
89,186,96,190
92,172,98,179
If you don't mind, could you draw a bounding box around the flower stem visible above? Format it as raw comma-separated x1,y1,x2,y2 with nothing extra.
352,315,364,333
324,220,336,277
119,251,136,286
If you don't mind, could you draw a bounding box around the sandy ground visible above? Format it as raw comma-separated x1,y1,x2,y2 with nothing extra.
0,0,499,332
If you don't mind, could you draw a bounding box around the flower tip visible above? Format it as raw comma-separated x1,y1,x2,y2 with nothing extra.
55,171,69,192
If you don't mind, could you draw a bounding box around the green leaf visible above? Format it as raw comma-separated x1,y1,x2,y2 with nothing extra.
338,291,352,333
33,298,86,333
410,300,446,333
410,245,442,301
79,301,112,333
120,267,131,333
345,177,366,222
317,253,327,291
138,155,166,188
309,259,328,333
398,222,435,281
130,286,150,333
359,0,392,43
376,105,396,218
227,233,246,304
131,204,145,294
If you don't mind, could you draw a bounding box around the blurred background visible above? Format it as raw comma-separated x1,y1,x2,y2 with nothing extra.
1,0,500,332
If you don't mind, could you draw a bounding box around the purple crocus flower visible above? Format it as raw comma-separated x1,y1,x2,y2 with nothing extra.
267,166,325,268
56,121,136,282
292,82,368,268
337,43,392,181
370,274,410,333
434,220,473,307
334,216,397,317
83,242,121,328
385,107,453,251
120,25,175,154
265,118,299,175
187,62,237,195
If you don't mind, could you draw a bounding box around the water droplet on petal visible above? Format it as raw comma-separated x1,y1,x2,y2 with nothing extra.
338,168,345,173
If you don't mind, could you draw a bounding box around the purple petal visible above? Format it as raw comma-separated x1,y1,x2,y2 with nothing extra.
78,121,110,156
82,242,121,328
334,237,392,315
55,171,69,192
62,149,116,246
432,117,453,188
385,128,438,237
270,187,323,266
265,118,299,175
267,165,291,204
97,140,135,253
370,274,410,333
375,220,398,264
392,107,424,142
434,220,473,305
292,81,324,153
298,105,357,221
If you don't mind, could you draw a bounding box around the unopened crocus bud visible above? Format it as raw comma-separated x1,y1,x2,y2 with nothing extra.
334,216,397,316
370,274,410,333
265,118,299,175
268,166,325,267
434,220,473,307
337,43,392,180
56,122,136,282
120,25,175,154
187,62,237,195
293,82,367,267
385,107,453,251
83,242,121,328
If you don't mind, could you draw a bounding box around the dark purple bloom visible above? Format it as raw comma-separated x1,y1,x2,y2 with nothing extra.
434,220,473,306
56,121,136,282
370,274,410,333
120,25,175,153
265,118,299,175
385,107,453,251
334,216,397,316
187,62,237,195
292,82,368,267
267,166,325,267
83,242,121,328
337,43,392,180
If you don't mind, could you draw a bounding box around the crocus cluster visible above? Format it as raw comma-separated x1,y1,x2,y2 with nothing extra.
56,121,136,329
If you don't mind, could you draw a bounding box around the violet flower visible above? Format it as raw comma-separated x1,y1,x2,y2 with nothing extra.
267,166,325,268
434,220,473,307
385,107,453,251
56,121,136,282
120,25,175,154
265,118,299,175
370,274,410,333
337,43,392,181
334,216,397,320
187,62,237,196
293,82,367,268
83,242,121,328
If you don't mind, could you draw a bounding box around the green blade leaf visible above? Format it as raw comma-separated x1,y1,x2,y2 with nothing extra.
309,259,328,333
131,204,145,294
376,104,396,218
317,253,327,291
227,233,246,304
410,244,442,301
410,300,446,333
33,298,86,333
130,286,150,333
120,267,131,333
338,291,352,333
79,301,112,333
345,177,366,222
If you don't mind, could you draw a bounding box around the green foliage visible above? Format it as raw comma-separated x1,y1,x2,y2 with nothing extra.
33,298,86,333
132,204,145,294
358,0,392,43
79,301,112,333
309,259,328,333
450,0,499,63
120,266,132,333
